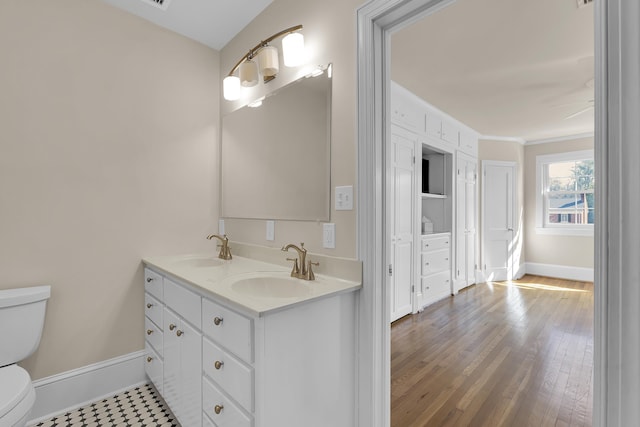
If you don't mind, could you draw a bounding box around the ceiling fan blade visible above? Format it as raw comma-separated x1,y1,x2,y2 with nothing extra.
564,105,594,120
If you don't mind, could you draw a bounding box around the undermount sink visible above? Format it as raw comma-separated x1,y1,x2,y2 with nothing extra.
173,256,225,268
231,275,313,298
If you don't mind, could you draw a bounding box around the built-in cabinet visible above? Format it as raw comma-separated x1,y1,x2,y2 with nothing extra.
143,266,357,427
390,81,479,315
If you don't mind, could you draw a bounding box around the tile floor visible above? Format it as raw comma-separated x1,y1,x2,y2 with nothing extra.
30,383,179,427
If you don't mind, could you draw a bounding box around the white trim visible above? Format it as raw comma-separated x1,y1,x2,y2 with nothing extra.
526,132,595,146
28,351,147,424
525,262,594,282
535,149,595,234
478,135,526,145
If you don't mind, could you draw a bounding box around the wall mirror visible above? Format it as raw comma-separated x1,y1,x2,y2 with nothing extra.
221,66,331,221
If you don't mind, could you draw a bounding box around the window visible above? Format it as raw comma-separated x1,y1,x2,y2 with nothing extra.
536,150,594,236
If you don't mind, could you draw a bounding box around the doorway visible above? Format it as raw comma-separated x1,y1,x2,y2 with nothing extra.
354,0,621,425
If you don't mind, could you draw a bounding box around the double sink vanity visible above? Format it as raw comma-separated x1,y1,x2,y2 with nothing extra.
142,240,361,427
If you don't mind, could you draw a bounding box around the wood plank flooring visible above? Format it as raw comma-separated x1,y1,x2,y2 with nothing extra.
391,275,593,427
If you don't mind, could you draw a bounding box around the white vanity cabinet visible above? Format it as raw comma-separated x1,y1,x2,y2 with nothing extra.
143,263,358,427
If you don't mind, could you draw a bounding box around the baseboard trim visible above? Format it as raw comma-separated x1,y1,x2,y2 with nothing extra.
525,262,594,282
28,350,147,424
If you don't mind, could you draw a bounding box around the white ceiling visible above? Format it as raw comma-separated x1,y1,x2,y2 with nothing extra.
391,0,594,142
101,0,272,50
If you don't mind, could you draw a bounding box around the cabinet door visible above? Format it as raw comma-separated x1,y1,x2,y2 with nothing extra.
163,308,181,420
179,321,202,427
426,113,442,140
389,130,415,322
441,120,458,146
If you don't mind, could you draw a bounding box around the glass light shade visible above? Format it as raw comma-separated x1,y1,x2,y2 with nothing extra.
282,32,305,67
239,59,259,87
258,46,279,77
223,75,241,101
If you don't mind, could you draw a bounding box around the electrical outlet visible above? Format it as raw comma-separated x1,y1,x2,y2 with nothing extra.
266,220,275,241
323,223,336,249
218,219,225,235
335,185,353,210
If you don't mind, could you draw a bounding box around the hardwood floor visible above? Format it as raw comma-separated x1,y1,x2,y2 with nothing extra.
391,275,593,427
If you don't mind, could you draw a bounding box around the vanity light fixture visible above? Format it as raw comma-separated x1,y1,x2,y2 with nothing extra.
223,25,305,101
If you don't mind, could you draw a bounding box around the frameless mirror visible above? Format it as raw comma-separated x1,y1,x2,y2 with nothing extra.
221,66,331,221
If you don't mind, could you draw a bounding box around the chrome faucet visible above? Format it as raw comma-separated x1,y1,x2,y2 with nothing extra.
207,234,232,260
281,242,319,280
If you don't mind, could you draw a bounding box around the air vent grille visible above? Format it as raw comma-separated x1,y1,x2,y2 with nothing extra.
140,0,171,11
576,0,593,7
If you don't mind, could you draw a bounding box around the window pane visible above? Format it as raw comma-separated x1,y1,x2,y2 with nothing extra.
548,176,575,191
574,159,594,191
548,161,576,179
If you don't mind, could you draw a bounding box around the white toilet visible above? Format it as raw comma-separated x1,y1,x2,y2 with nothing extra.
0,286,51,427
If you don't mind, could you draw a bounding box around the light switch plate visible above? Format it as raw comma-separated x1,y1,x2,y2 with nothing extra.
218,219,225,235
266,220,275,241
323,223,336,249
335,185,353,210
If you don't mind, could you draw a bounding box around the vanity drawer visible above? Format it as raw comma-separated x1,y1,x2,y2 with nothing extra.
144,342,163,395
203,377,253,427
203,337,253,412
144,268,163,301
144,293,163,328
421,235,450,252
422,270,452,297
164,278,201,329
145,316,163,357
421,249,450,275
202,298,253,364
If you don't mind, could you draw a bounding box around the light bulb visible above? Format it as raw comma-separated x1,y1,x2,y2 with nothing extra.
223,75,241,101
282,32,305,67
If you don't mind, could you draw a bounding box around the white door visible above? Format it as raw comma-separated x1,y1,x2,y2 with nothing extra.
389,129,415,322
482,161,516,281
455,154,477,291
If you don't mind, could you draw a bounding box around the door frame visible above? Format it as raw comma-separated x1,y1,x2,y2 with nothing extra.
481,160,518,282
356,0,639,426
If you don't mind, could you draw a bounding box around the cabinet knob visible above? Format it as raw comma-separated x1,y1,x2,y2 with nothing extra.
445,258,449,261
176,330,183,337
146,303,153,309
214,405,224,415
146,356,153,363
425,244,429,247
214,360,224,370
213,317,224,326
146,329,153,335
146,277,154,283
169,324,176,331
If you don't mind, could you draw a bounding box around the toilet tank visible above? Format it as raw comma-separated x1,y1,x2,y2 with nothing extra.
0,286,50,367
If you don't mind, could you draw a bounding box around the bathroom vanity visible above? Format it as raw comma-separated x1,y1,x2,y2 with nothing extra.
142,247,361,427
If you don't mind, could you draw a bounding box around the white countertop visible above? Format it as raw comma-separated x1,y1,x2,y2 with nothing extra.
142,253,362,317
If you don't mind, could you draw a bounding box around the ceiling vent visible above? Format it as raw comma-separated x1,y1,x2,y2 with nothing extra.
140,0,172,11
576,0,593,8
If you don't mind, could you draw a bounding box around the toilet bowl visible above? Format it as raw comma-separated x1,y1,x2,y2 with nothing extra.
0,285,50,427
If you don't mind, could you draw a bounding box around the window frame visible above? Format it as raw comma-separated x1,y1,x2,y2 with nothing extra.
535,149,594,236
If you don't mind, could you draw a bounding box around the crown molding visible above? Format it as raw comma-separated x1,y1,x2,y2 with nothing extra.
525,132,595,145
478,135,527,145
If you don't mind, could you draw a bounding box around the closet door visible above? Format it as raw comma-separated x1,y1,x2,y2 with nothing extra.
389,128,415,322
455,153,477,292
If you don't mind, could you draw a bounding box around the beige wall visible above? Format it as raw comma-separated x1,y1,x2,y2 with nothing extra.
478,139,526,271
0,0,220,379
524,137,594,268
219,0,362,258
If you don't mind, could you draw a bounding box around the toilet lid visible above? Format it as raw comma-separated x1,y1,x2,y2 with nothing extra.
0,365,33,419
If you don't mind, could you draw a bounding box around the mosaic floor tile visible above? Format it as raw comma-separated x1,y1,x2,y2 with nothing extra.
30,383,179,427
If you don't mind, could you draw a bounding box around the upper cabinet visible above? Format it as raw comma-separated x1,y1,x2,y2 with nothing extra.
390,81,479,157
